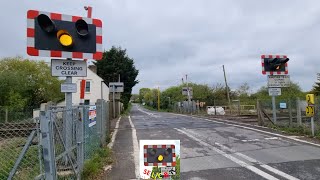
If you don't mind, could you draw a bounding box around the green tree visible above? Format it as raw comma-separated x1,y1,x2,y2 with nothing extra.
211,83,232,105
142,82,240,109
0,57,64,111
251,81,305,100
95,46,139,109
311,81,320,96
155,83,229,108
149,89,159,108
235,83,257,105
237,83,250,97
139,88,151,103
130,94,139,103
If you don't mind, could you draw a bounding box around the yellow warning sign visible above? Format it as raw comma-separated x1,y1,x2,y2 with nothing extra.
306,106,314,117
306,94,315,105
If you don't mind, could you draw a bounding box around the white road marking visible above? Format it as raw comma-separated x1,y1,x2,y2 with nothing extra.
174,113,320,148
137,108,154,116
265,137,280,140
260,165,300,180
241,139,260,142
107,116,121,149
129,116,140,178
175,128,279,180
241,137,280,142
235,153,299,180
182,128,299,180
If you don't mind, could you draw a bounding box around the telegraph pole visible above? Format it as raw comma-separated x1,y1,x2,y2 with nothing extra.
186,74,191,113
222,65,231,112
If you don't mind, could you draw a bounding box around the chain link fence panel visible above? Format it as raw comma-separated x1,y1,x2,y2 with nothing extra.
0,99,111,179
0,109,43,179
258,97,320,129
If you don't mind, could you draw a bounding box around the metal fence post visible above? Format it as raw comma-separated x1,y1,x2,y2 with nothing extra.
76,107,84,177
101,100,107,146
106,102,110,140
40,104,57,180
96,100,102,147
296,97,302,125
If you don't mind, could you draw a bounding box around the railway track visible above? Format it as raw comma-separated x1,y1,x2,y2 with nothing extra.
0,122,38,138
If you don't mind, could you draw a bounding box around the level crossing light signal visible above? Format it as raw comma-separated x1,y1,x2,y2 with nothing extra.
27,10,103,60
261,55,289,75
144,145,176,166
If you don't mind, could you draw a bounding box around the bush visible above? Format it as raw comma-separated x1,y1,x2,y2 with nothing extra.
81,147,113,179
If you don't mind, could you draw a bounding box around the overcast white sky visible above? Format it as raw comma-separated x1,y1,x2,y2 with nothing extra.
1,0,319,93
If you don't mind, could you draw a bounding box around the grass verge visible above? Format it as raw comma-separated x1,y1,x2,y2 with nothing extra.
267,123,320,139
0,137,40,179
81,147,113,180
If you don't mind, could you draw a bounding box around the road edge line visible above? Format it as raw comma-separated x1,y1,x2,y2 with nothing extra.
129,115,140,179
107,116,121,149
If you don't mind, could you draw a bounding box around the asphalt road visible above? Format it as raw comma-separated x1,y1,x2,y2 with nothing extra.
107,104,320,180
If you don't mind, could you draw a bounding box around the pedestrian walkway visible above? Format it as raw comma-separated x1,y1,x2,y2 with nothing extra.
106,116,136,180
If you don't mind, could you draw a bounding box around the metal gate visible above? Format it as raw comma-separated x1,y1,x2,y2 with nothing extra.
40,106,84,179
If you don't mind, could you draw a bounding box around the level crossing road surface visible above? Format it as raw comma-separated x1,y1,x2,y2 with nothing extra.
107,104,320,180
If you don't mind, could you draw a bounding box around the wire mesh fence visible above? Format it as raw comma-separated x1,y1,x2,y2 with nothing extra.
0,99,111,179
259,98,303,125
257,97,320,136
172,100,257,116
0,107,34,123
0,115,43,179
83,105,100,161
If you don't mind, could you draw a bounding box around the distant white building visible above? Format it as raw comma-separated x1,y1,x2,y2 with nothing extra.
58,65,109,106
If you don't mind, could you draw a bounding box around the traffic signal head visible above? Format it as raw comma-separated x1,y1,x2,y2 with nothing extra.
27,10,103,60
144,145,176,166
261,55,289,75
37,14,56,33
